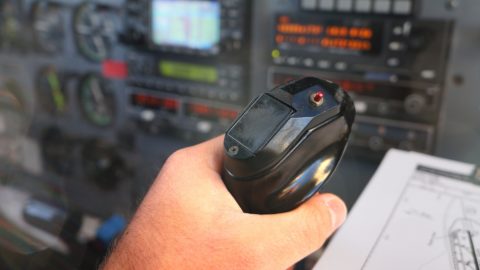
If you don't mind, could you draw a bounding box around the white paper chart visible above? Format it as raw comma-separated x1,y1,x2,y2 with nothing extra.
315,150,480,270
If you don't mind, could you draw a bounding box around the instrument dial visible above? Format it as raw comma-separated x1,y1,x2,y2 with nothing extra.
73,3,115,62
78,74,115,127
0,79,26,137
37,67,67,115
0,0,22,49
32,1,65,53
82,140,128,190
41,127,75,176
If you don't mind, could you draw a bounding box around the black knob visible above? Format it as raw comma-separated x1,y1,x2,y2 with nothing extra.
81,140,130,190
407,28,432,52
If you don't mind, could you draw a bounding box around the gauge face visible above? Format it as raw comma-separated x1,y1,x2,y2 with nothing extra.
32,1,65,53
41,127,74,176
73,3,115,62
79,75,115,127
0,79,26,136
82,140,126,190
37,67,67,115
0,0,22,49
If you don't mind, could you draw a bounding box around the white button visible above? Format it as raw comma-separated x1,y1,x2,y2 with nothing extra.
197,121,212,133
319,0,335,11
373,0,391,13
421,70,436,79
318,60,331,69
301,0,317,9
387,58,400,67
304,58,314,67
389,41,404,51
393,26,403,35
141,110,155,122
393,0,412,14
273,57,285,64
287,57,299,65
355,0,372,12
354,101,368,113
335,62,348,70
337,0,353,11
403,22,412,35
389,75,399,83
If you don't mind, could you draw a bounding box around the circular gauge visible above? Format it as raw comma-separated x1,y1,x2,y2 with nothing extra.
73,3,115,62
0,79,26,137
37,67,67,115
78,74,115,127
0,0,22,49
32,1,65,53
41,127,74,176
82,140,127,190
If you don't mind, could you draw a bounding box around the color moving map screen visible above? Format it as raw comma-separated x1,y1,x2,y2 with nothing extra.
151,0,221,51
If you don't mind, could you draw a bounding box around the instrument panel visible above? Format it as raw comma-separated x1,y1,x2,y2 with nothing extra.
0,0,479,269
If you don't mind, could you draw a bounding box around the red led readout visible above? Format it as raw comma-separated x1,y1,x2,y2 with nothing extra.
336,80,376,93
188,103,238,121
131,94,179,112
217,109,238,120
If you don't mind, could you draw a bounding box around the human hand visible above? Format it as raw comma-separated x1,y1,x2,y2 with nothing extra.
102,136,347,270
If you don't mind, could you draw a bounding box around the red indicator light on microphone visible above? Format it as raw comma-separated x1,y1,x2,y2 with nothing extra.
310,91,324,106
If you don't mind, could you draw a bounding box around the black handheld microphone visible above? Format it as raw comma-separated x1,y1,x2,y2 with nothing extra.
222,77,355,214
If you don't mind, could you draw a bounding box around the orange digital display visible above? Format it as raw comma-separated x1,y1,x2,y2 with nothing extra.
275,15,382,55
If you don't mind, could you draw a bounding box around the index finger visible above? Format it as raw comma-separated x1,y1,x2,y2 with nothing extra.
180,135,225,173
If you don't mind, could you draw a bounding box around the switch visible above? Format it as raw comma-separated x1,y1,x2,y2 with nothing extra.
301,0,317,10
355,0,372,12
319,0,335,11
310,91,325,106
393,0,412,14
373,0,391,13
337,0,353,11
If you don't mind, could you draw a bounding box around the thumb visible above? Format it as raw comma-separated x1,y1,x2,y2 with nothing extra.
253,193,347,267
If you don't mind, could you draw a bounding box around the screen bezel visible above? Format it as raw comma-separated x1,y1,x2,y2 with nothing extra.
147,0,222,55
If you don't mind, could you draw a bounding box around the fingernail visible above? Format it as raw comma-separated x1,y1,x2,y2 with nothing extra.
324,196,347,229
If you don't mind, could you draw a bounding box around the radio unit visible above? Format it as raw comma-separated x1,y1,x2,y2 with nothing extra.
351,116,434,155
271,15,452,83
129,90,241,140
123,0,249,55
128,55,245,103
123,0,252,139
269,68,441,124
251,0,454,158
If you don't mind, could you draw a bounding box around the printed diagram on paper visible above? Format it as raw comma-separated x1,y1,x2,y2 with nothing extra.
362,166,480,270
